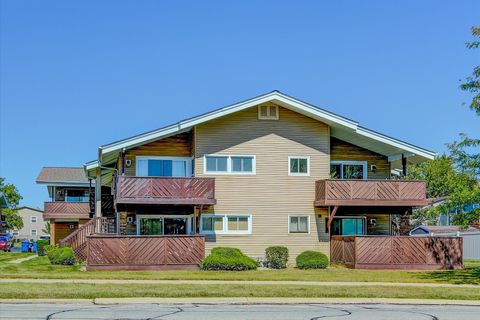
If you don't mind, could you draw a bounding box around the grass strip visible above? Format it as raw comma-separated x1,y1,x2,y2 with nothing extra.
0,283,479,300
0,256,479,285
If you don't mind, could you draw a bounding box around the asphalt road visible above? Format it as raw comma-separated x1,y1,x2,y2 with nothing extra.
1,303,479,320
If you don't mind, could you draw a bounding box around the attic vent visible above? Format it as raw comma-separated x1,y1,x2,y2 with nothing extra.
258,105,279,120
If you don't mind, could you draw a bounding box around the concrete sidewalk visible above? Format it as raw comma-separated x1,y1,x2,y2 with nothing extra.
1,297,480,305
0,278,478,288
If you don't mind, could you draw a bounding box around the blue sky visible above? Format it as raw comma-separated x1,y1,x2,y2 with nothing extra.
0,1,479,208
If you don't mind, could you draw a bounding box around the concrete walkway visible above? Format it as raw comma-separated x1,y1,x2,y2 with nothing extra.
0,278,478,288
6,255,37,264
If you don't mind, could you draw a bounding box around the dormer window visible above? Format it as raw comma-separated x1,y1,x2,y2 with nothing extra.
258,105,279,120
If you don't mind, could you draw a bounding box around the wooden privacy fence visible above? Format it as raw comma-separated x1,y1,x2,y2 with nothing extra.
59,217,115,261
331,236,463,270
86,234,205,270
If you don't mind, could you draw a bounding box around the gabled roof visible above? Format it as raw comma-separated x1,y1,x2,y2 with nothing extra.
17,206,44,213
86,91,436,173
37,167,91,187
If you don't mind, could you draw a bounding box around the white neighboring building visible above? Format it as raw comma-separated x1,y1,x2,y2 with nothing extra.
13,207,47,240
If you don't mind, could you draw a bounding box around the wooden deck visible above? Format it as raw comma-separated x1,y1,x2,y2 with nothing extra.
115,176,216,205
86,234,205,270
330,235,463,270
315,179,428,206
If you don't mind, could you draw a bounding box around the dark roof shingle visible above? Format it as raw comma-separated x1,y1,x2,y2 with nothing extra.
36,167,89,184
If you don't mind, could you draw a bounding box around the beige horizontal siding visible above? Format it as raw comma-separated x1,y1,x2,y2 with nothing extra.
195,105,331,262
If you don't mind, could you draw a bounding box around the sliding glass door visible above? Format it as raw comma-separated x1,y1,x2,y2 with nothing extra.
137,215,193,235
331,217,365,236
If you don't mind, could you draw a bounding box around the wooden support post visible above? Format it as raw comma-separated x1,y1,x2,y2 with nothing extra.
327,206,339,231
95,167,102,233
402,154,407,177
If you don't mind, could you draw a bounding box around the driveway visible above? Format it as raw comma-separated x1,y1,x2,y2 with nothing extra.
1,303,479,319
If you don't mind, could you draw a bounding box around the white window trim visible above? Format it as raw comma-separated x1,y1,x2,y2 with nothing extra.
288,215,311,234
330,160,368,179
31,229,37,236
200,214,253,235
288,156,310,176
203,155,256,175
135,156,193,177
31,216,37,223
258,105,279,120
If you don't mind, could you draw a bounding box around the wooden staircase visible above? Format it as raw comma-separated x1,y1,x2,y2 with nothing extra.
59,217,115,261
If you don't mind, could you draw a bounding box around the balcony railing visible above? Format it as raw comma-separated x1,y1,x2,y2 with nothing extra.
115,175,216,205
44,201,90,219
315,179,428,206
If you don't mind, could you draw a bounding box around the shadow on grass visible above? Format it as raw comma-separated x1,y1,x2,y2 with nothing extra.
413,261,480,285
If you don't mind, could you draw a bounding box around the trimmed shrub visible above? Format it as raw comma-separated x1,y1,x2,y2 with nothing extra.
36,240,50,256
45,245,75,265
211,247,243,257
296,251,329,269
265,246,289,269
201,247,259,271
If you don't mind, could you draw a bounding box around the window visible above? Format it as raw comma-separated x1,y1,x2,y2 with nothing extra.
13,230,19,236
201,216,224,233
204,155,255,174
200,215,252,234
206,156,228,173
231,156,253,173
31,229,37,236
65,189,89,202
288,157,310,176
289,216,309,233
258,105,279,120
330,161,367,179
31,216,37,223
136,157,192,177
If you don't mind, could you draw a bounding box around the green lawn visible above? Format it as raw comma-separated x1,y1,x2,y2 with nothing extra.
1,253,479,285
1,282,479,300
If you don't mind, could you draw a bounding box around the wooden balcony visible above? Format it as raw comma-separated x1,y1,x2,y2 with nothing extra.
44,201,90,219
115,176,216,205
315,179,428,207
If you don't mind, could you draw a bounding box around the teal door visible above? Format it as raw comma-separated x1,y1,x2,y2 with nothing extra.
332,218,365,236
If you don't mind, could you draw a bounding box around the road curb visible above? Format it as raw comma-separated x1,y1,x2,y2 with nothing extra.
2,297,480,306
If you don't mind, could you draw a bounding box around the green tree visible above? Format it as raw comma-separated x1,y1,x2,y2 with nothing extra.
460,26,480,115
0,177,24,230
407,156,478,226
407,155,476,199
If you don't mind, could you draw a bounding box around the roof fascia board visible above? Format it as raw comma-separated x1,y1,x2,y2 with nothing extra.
93,91,435,163
101,124,180,155
36,182,92,187
356,127,436,160
387,152,417,162
100,92,359,157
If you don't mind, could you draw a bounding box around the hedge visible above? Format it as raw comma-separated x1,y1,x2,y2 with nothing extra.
296,250,329,269
201,247,259,271
36,240,50,256
265,246,289,269
45,245,75,265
